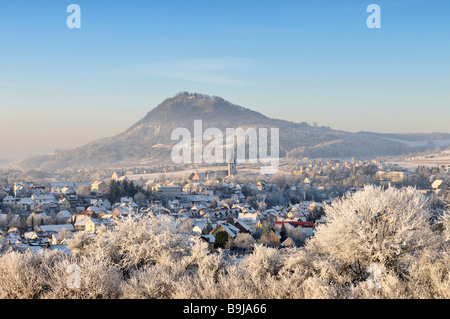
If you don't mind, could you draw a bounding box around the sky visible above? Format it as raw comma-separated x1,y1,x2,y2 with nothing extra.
0,0,449,160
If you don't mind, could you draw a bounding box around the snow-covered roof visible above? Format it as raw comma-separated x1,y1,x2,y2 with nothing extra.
19,198,34,204
199,234,215,243
235,219,251,232
39,224,75,233
217,223,240,238
57,210,73,218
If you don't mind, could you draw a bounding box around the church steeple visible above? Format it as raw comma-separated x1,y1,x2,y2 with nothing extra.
227,155,237,176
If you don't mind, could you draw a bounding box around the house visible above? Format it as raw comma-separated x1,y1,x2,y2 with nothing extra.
74,218,88,231
234,219,252,234
86,206,105,217
196,233,215,252
120,196,134,204
56,210,73,223
152,183,182,197
48,234,69,246
286,207,299,219
28,184,47,196
31,194,55,202
237,210,259,221
188,172,206,182
24,231,39,240
2,196,16,206
66,195,78,208
0,185,10,193
112,171,125,181
210,223,240,249
315,215,326,225
38,224,75,235
58,198,71,210
96,199,109,210
14,181,30,197
265,208,280,221
281,237,294,247
90,180,109,195
98,211,113,218
119,198,139,210
90,199,104,207
85,219,103,233
31,194,57,208
51,182,85,194
269,227,281,244
60,186,76,195
192,224,205,235
113,206,133,217
18,198,35,211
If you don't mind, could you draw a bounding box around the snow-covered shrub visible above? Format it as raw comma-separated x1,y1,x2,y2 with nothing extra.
121,263,179,299
0,249,122,299
231,233,255,250
405,247,450,299
0,249,49,298
440,211,450,241
121,236,227,299
42,254,122,299
0,187,447,299
67,214,193,274
242,245,282,281
306,185,438,284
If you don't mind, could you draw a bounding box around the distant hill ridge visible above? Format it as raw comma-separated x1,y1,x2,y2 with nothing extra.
18,92,450,169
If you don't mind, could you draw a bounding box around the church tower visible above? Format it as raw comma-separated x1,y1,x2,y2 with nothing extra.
227,157,237,176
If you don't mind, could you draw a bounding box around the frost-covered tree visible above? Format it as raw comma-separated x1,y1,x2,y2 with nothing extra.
231,233,255,250
306,185,438,284
0,250,52,298
0,187,448,299
0,249,123,299
256,195,267,211
279,222,288,243
122,238,227,299
43,253,123,299
76,184,90,197
440,211,450,241
67,214,193,274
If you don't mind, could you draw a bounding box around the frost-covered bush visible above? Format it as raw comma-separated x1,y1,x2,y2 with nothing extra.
121,263,179,299
122,239,230,299
231,233,255,250
68,214,193,274
0,186,448,299
0,249,49,298
306,185,438,283
243,245,282,281
43,254,123,299
440,211,450,241
0,249,122,299
405,247,450,299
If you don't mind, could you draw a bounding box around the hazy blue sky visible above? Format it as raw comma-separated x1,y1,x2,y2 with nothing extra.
1,0,449,160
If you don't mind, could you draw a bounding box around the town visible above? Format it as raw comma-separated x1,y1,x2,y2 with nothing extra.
1,157,448,255
3,0,449,303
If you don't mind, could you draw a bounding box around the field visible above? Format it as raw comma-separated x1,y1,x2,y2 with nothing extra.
390,151,450,168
